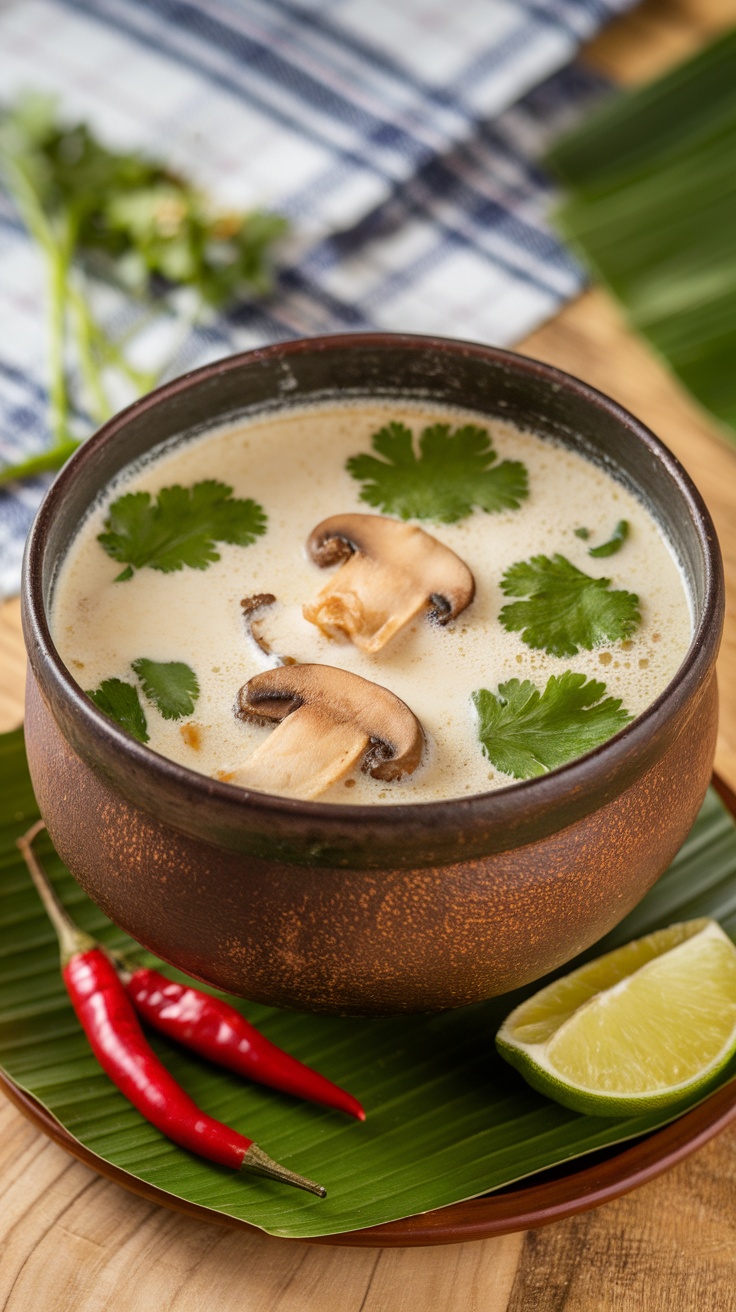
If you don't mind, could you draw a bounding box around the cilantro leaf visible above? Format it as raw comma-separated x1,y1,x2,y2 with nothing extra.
346,421,528,523
472,673,633,780
98,480,267,580
499,553,641,657
132,658,200,720
589,519,630,558
86,678,148,743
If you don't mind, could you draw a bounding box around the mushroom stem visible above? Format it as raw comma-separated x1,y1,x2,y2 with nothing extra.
304,554,428,653
227,704,369,799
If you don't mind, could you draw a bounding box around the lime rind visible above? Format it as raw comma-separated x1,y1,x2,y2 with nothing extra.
496,919,736,1117
495,1032,736,1118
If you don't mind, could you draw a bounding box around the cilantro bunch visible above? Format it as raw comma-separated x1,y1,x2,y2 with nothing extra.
0,95,287,484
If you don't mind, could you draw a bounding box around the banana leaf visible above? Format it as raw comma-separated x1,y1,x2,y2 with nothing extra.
2,724,736,1239
547,29,736,443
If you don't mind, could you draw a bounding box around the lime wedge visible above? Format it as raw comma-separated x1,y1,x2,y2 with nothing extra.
496,919,736,1116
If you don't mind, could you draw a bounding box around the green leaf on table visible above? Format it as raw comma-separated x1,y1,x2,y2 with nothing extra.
101,184,289,307
589,520,629,558
547,29,736,446
132,657,200,720
472,673,632,780
0,94,288,484
346,421,528,523
86,678,148,743
0,94,288,308
499,553,641,657
98,480,267,579
2,724,736,1239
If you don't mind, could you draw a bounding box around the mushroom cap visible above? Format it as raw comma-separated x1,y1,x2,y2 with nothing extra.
306,513,474,622
240,592,277,618
237,664,424,781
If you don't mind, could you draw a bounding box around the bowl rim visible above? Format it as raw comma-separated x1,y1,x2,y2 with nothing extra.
22,331,725,857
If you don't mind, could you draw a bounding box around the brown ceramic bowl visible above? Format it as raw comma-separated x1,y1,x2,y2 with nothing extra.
21,334,724,1015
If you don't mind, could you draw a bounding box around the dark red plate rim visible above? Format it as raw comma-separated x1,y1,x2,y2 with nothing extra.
3,773,736,1249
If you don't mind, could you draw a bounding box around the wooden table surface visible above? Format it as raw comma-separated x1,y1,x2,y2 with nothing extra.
2,1,736,1306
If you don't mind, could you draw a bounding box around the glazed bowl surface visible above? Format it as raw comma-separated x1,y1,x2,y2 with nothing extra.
21,334,724,1014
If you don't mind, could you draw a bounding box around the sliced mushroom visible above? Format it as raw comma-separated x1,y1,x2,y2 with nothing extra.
227,664,424,800
303,514,475,653
241,593,277,658
241,593,296,667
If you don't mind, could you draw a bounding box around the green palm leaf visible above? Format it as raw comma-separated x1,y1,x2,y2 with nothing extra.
1,725,735,1239
547,29,736,443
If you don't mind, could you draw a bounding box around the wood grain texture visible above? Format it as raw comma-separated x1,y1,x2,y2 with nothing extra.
0,596,23,731
583,0,735,82
506,1139,736,1312
2,0,736,1304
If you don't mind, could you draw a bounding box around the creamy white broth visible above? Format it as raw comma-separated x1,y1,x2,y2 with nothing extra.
51,402,693,804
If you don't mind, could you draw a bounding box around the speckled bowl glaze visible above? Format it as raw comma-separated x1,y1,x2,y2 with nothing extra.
21,334,724,1015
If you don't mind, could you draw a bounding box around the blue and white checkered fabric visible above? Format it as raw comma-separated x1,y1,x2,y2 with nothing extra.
0,0,626,595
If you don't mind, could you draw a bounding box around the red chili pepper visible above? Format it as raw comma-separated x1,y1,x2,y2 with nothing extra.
66,948,260,1168
18,823,326,1197
125,968,365,1121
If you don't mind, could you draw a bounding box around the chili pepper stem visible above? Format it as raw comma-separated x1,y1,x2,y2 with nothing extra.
242,1143,326,1197
111,955,134,985
17,821,96,966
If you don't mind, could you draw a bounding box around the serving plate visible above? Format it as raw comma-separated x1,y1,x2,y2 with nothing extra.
3,1061,736,1247
3,774,735,1248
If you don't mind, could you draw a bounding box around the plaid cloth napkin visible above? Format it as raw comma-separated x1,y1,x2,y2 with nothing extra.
0,0,629,595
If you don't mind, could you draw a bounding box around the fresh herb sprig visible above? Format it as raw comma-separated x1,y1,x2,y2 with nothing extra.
499,553,641,657
98,479,267,580
87,657,200,740
0,95,287,484
473,673,632,780
346,421,528,523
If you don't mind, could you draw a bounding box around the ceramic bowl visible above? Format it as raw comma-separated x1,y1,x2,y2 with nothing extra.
21,334,724,1015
